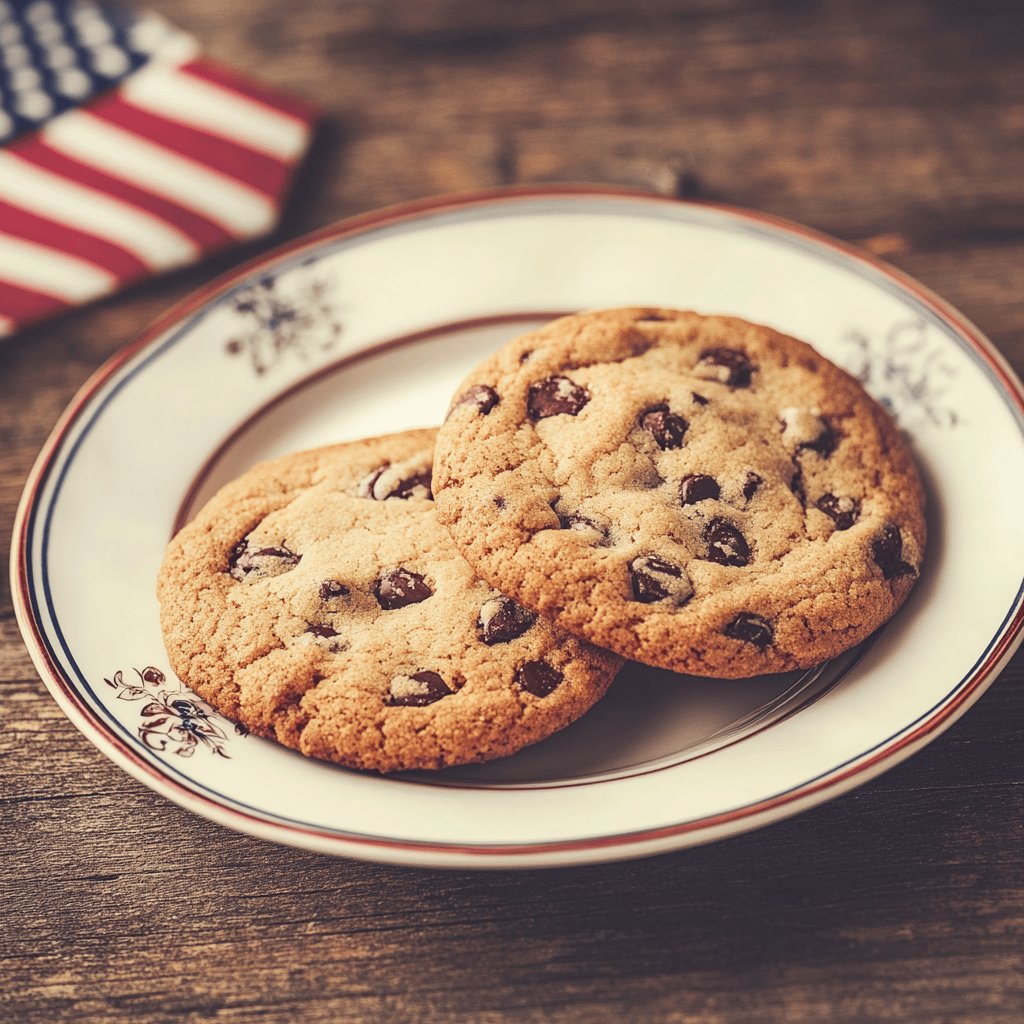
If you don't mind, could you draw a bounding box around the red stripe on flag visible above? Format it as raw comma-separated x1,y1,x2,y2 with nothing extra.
0,280,69,325
13,139,237,250
0,199,148,284
89,96,289,199
180,58,317,125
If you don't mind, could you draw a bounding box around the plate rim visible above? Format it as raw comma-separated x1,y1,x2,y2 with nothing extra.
11,184,1024,868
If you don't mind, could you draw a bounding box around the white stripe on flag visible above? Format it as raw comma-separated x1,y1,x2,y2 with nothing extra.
122,63,310,161
0,314,14,337
44,112,278,237
0,232,118,302
0,152,198,270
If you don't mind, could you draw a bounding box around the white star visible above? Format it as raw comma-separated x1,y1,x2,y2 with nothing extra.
56,67,91,98
89,44,129,77
44,43,77,68
9,66,42,91
15,89,53,120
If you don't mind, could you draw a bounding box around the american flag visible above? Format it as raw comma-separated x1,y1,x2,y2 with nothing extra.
0,0,316,338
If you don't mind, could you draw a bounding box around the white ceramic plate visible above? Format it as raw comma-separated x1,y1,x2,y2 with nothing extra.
12,187,1024,868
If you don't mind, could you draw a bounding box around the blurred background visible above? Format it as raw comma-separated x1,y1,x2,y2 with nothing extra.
3,0,1022,357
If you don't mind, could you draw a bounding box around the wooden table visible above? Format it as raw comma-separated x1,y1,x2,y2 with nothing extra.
2,2,1022,1021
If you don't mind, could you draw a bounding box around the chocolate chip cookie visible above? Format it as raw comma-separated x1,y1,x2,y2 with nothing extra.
434,308,926,677
157,429,621,772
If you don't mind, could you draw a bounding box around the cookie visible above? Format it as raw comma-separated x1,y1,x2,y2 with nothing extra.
157,429,621,772
434,308,926,677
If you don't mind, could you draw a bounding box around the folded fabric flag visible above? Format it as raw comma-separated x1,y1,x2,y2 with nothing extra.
0,0,316,338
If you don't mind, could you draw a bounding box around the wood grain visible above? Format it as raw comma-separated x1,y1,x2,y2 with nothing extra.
1,1,1022,1021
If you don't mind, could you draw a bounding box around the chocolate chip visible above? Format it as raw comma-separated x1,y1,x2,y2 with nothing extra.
518,350,532,364
557,509,610,540
391,469,433,499
449,384,499,418
639,403,688,449
805,425,836,456
386,671,452,707
516,661,563,697
527,375,590,420
304,622,346,652
478,597,536,645
227,540,301,581
319,580,350,600
703,518,751,567
494,495,506,509
743,472,763,501
680,474,720,505
780,408,835,456
629,555,694,605
637,312,668,322
790,466,806,505
691,392,710,406
725,613,774,648
251,546,297,562
374,568,433,609
359,463,434,501
694,348,753,388
228,541,248,569
871,525,915,580
817,494,860,531
305,622,340,638
358,465,389,498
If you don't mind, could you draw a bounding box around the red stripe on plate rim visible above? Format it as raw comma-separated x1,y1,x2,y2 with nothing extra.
11,185,1024,862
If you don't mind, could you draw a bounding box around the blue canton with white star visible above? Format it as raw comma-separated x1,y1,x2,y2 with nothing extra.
0,0,172,143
